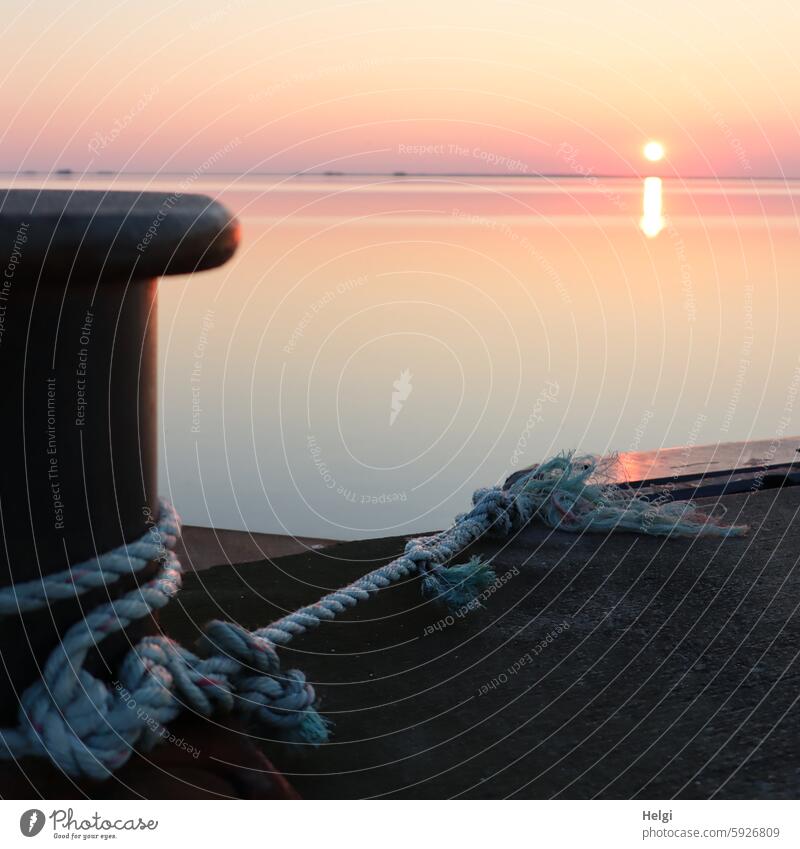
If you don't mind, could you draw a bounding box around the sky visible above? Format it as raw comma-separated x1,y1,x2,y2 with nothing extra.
2,0,799,177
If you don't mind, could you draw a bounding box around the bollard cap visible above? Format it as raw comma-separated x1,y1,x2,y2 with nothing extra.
0,189,240,282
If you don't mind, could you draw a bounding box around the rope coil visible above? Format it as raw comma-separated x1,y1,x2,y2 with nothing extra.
0,452,747,780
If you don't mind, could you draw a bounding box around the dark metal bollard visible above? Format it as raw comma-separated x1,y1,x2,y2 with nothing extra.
0,189,239,726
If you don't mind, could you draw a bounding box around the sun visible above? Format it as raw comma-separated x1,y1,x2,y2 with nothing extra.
643,141,665,162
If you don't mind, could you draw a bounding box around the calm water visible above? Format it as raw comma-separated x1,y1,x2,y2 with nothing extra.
18,175,800,538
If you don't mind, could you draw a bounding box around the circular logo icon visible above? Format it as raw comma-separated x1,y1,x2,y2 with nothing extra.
19,809,45,837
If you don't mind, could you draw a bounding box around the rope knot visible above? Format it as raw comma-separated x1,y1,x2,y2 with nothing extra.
236,667,316,725
201,620,280,675
469,487,515,536
197,620,327,743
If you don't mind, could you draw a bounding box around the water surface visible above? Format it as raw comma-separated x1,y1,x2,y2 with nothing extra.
17,174,800,539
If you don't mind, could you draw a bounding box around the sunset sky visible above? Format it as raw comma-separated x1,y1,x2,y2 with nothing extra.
3,0,799,177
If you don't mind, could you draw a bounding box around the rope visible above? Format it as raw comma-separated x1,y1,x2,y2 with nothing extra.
0,452,747,780
0,512,178,615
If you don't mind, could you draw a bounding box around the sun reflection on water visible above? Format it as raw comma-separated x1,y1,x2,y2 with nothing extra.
640,176,664,237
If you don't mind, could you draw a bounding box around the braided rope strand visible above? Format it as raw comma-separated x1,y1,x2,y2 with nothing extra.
0,509,179,615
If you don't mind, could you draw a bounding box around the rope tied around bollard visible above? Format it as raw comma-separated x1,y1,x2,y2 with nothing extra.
0,452,747,780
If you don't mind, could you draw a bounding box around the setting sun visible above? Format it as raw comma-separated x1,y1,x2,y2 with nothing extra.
643,141,665,162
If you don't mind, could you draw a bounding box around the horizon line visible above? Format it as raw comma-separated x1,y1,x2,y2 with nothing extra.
2,169,798,182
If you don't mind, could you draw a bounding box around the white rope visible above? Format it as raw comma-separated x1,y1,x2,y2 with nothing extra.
0,514,178,615
0,452,747,780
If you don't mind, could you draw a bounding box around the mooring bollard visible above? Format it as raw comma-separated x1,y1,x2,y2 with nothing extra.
0,189,239,728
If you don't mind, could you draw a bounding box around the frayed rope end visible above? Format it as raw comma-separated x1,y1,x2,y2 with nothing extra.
508,450,750,538
274,705,331,747
421,556,496,612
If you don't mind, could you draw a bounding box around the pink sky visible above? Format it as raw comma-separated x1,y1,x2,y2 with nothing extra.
2,0,799,177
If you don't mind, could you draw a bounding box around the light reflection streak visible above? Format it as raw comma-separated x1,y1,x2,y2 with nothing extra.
640,176,665,237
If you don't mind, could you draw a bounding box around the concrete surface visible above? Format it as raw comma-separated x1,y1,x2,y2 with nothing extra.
161,484,800,798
